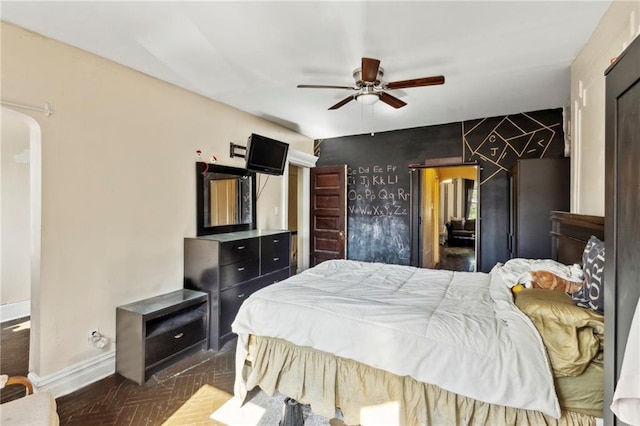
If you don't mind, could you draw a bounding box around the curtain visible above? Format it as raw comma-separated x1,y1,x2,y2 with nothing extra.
463,179,474,219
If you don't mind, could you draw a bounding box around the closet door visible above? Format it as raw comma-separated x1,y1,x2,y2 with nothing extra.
510,157,569,259
604,35,640,426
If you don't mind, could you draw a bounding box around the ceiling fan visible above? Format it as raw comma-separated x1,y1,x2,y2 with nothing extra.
297,57,445,110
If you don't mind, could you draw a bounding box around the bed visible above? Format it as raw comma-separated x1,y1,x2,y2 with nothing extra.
232,212,604,425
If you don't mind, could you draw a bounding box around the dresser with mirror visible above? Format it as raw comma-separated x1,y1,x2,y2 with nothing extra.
184,162,290,350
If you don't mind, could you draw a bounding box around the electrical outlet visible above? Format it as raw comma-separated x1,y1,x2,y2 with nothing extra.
88,329,99,341
88,329,109,349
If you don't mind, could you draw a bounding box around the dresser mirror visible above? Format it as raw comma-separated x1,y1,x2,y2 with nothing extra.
196,162,256,235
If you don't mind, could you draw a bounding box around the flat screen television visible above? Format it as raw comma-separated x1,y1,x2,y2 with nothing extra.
245,133,289,175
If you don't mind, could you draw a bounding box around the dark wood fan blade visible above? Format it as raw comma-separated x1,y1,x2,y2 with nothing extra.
361,57,381,82
297,84,357,90
385,75,445,90
379,92,407,109
329,96,355,110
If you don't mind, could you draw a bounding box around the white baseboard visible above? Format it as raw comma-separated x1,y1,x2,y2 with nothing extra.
28,350,115,398
0,300,30,322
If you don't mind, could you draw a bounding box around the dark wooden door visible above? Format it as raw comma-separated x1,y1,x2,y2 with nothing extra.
604,35,640,426
511,157,570,259
310,165,347,266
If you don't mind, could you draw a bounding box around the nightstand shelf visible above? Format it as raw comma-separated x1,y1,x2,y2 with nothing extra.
116,289,209,384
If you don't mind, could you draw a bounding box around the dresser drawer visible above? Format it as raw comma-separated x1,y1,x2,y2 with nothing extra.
145,317,207,367
261,233,289,258
261,252,290,275
219,280,265,336
261,233,290,274
219,238,259,266
220,259,260,289
258,267,291,287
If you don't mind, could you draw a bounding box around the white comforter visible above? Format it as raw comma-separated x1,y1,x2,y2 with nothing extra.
232,259,560,418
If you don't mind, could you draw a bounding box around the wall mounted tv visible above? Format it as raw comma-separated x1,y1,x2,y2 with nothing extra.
245,133,289,175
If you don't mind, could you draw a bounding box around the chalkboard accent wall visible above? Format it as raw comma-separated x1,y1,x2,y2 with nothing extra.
463,111,565,184
314,108,565,271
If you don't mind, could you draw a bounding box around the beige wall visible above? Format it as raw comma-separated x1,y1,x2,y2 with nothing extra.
570,0,640,215
0,22,313,377
1,112,31,305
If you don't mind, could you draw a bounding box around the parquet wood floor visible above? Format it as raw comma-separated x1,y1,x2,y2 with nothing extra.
437,243,476,272
1,316,238,425
0,317,31,404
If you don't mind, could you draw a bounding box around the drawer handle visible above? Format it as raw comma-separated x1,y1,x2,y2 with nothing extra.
237,293,245,298
273,239,279,243
174,333,184,339
273,257,279,261
237,245,246,250
237,266,245,272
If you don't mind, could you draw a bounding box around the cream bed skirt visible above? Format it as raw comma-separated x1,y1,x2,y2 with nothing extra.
243,335,596,426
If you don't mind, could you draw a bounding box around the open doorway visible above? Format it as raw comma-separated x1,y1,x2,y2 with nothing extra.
413,165,479,271
288,165,299,275
285,149,318,274
1,106,42,385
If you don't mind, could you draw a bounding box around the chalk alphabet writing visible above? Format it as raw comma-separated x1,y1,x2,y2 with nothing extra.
347,164,408,217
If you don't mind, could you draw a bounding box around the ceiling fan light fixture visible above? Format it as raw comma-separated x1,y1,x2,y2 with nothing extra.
356,92,379,105
298,57,444,110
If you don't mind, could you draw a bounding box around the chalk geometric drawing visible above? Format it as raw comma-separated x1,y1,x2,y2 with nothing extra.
463,112,563,185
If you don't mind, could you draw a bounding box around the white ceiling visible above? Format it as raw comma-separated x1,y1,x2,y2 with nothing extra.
2,1,612,140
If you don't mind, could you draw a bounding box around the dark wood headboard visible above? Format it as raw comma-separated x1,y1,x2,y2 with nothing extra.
550,211,605,265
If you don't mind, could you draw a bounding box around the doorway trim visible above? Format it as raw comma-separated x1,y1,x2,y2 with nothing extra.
1,106,42,373
286,149,318,272
410,162,481,270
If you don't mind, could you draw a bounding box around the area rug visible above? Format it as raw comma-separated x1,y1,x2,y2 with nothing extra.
163,384,337,425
